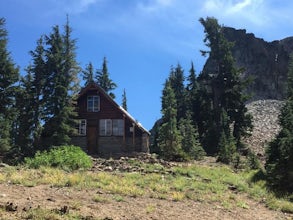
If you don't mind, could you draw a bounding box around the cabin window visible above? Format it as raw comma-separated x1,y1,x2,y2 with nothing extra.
99,119,124,136
100,119,112,136
87,95,100,112
113,119,124,136
78,119,87,135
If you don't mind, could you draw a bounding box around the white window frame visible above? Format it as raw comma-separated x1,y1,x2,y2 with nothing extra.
112,119,124,136
87,95,100,112
99,119,112,136
99,119,124,136
78,119,87,135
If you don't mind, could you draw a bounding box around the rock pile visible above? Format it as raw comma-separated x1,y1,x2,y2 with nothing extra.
244,99,284,161
90,153,177,174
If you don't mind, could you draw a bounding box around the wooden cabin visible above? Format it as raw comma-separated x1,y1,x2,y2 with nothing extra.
71,82,150,156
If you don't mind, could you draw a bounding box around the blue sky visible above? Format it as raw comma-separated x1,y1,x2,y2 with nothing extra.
1,0,293,130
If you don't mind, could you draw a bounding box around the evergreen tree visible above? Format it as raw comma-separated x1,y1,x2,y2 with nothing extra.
41,20,79,148
157,80,182,160
82,62,94,86
122,88,127,110
198,17,252,155
178,111,205,160
216,108,236,164
186,62,200,126
15,36,46,155
169,64,186,121
0,18,19,154
63,16,80,95
15,73,35,156
196,72,218,154
266,54,293,193
149,119,163,155
96,57,117,99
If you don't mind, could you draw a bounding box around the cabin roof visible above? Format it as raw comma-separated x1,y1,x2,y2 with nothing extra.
78,82,150,135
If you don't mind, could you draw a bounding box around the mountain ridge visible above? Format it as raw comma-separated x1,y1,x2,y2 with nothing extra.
203,26,292,101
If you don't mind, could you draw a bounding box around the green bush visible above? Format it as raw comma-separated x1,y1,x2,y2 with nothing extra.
24,145,92,171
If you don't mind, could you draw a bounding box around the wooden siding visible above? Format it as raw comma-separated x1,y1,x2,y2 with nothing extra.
72,83,150,155
71,136,87,151
78,90,122,120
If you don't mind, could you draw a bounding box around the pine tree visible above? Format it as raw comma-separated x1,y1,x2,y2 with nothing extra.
82,62,94,86
63,16,80,95
41,19,79,148
122,88,127,110
96,57,117,99
266,54,293,193
15,73,35,156
15,36,46,155
178,111,205,160
157,80,183,160
186,62,200,126
0,18,19,154
217,108,236,164
169,64,186,121
198,17,252,155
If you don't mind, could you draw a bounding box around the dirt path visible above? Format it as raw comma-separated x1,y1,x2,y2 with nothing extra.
0,183,291,220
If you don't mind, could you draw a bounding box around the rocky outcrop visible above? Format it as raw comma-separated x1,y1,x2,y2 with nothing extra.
203,27,293,101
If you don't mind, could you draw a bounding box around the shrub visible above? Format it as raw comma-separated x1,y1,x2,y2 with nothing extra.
24,145,92,171
247,150,261,170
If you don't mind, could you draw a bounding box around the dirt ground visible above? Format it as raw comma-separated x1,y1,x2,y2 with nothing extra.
0,183,292,220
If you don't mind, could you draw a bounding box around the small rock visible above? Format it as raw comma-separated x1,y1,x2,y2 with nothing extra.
47,198,56,202
23,204,32,212
59,205,69,215
5,202,17,212
104,166,113,172
0,163,9,168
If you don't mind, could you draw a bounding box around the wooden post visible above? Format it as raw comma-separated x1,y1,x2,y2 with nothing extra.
123,115,126,151
132,123,135,150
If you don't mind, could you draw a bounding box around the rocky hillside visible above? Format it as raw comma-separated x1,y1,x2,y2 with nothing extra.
203,27,293,100
244,100,283,161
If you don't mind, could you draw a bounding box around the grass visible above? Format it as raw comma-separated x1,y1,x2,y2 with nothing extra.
112,195,125,202
0,160,292,215
93,195,109,203
20,207,92,220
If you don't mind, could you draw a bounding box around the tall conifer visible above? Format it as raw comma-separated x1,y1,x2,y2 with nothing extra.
122,89,127,110
266,54,293,193
178,111,205,160
15,73,35,156
82,62,94,86
96,57,117,99
15,36,47,156
0,18,19,154
157,80,182,160
186,62,200,126
198,17,252,158
41,19,79,148
169,64,186,121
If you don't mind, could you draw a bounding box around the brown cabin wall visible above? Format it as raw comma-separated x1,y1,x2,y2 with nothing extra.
72,86,150,155
71,136,87,151
78,90,123,119
70,135,148,155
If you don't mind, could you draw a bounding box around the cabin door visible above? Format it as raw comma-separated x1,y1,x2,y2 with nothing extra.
87,126,97,154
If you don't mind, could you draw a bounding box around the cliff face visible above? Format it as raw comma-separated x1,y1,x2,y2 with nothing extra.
203,27,293,100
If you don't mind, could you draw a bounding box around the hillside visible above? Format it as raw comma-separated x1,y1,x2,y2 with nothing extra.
0,156,292,219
